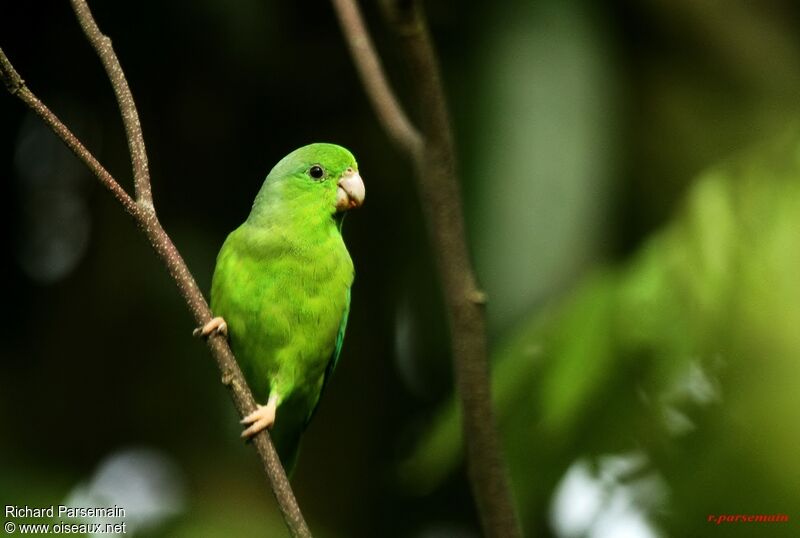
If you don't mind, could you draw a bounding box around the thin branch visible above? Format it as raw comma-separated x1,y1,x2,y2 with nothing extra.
70,0,153,206
0,49,138,215
1,39,311,538
330,0,422,157
331,1,522,537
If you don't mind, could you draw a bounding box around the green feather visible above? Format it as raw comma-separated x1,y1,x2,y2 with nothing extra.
306,287,350,426
210,143,359,473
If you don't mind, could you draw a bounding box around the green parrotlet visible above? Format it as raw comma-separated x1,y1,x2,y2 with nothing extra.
197,143,365,472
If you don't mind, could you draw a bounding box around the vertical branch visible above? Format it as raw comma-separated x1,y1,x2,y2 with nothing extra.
331,1,522,537
1,27,312,538
70,0,153,206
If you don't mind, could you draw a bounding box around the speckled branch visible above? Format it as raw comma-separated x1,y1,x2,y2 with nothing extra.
69,0,153,206
0,41,311,538
330,1,522,537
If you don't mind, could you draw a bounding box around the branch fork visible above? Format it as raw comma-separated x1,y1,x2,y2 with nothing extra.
331,1,521,537
2,1,520,536
1,1,309,536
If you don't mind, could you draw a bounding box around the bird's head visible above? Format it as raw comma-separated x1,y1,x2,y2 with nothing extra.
255,143,365,221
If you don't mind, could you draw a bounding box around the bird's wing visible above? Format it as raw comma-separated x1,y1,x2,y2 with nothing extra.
304,287,351,426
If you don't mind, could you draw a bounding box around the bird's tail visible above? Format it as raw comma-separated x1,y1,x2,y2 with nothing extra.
272,429,302,477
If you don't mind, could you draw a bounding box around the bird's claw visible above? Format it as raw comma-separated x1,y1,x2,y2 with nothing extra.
240,394,278,438
193,316,228,339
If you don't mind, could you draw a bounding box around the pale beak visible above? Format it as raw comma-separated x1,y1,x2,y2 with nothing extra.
335,168,365,212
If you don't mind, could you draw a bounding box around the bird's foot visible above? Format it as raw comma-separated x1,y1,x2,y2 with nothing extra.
193,316,228,339
241,393,279,438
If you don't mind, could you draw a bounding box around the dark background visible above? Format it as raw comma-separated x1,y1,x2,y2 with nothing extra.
2,1,800,537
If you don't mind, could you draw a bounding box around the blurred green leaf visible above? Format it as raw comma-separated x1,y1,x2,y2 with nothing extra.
403,126,800,536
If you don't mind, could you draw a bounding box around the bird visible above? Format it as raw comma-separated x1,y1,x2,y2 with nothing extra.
195,143,365,473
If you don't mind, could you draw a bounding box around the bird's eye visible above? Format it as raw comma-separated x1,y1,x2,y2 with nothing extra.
309,165,325,180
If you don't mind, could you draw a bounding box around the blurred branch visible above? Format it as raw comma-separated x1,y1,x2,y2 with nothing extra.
331,1,521,537
0,7,311,538
330,0,422,157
